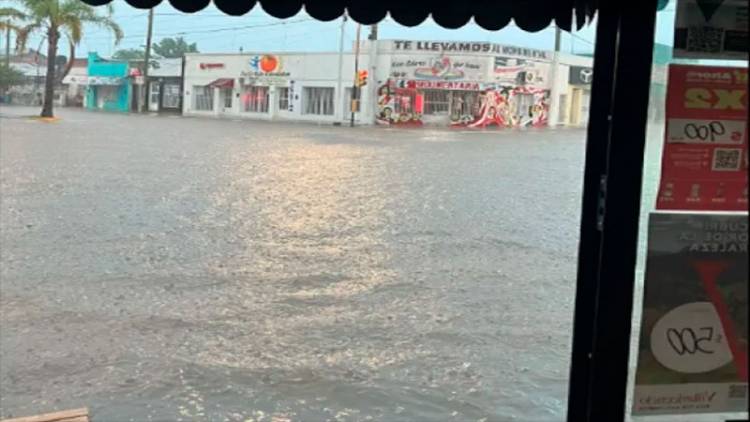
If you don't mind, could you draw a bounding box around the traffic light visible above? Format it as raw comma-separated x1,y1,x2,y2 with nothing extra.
356,70,368,87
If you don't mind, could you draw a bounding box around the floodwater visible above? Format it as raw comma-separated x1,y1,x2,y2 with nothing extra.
1,107,586,421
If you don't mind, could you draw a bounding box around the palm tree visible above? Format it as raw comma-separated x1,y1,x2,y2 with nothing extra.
15,0,122,117
1,7,27,67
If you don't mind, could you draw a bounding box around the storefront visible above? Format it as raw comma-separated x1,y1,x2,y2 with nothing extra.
566,65,593,127
183,52,369,124
375,41,555,128
182,41,592,128
85,52,131,113
147,58,183,113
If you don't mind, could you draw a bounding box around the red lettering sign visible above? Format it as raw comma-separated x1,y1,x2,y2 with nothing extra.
657,65,748,211
199,63,225,70
412,80,480,91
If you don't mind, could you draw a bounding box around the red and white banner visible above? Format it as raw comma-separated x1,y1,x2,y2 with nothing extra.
656,64,748,211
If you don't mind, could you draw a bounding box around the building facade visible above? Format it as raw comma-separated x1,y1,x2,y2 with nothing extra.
183,52,369,124
182,40,593,128
61,58,88,107
146,58,184,113
5,49,48,106
85,52,131,112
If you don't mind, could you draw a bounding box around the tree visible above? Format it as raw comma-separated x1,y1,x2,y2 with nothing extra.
152,37,198,58
15,0,123,117
0,63,24,90
113,48,145,60
1,7,27,67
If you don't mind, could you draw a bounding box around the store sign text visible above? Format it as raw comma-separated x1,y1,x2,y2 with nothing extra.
413,80,480,91
391,56,484,81
684,88,746,110
199,63,224,70
392,40,550,60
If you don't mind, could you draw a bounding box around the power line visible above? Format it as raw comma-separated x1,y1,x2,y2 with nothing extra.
84,18,315,42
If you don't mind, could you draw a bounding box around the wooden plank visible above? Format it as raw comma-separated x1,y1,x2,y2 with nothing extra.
0,408,89,422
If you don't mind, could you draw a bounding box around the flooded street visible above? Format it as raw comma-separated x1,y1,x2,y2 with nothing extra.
1,107,587,421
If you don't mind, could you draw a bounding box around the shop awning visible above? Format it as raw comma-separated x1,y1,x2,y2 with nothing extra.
207,78,234,89
76,0,597,32
86,76,124,85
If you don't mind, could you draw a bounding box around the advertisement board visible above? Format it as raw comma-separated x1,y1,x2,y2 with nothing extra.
633,212,748,416
389,55,487,81
674,0,748,60
656,64,748,211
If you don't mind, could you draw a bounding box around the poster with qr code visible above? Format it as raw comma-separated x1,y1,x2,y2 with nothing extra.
674,0,748,60
633,212,748,415
657,65,748,211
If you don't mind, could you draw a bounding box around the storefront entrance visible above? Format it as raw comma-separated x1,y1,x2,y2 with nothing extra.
219,88,233,113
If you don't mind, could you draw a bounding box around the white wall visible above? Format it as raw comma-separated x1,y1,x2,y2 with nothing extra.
183,52,371,124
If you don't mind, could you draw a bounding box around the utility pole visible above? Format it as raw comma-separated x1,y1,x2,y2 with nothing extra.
548,27,562,126
140,8,154,113
367,24,378,124
350,23,361,127
5,25,10,68
335,14,346,123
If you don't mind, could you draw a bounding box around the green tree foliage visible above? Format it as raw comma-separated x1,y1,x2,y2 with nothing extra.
113,48,145,60
1,7,26,68
0,63,24,89
152,37,198,58
15,0,123,117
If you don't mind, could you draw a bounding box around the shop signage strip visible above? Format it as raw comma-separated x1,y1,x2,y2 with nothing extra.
656,64,748,211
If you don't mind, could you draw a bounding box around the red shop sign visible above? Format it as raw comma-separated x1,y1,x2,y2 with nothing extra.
656,65,748,211
413,80,480,91
199,63,225,70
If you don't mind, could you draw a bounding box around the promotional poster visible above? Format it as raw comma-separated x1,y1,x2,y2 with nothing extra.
673,0,748,60
633,212,748,415
656,64,748,211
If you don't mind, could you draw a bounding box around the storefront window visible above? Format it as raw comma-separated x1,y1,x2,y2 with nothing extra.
422,89,450,115
450,91,481,122
162,84,181,109
242,86,269,113
302,87,334,115
149,82,160,106
222,88,233,109
278,87,289,111
193,85,213,111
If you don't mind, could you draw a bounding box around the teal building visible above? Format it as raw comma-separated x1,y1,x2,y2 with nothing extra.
86,52,131,112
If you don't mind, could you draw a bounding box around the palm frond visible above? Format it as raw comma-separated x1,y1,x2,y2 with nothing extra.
0,7,27,20
0,21,22,33
80,14,123,44
62,16,82,43
15,19,45,52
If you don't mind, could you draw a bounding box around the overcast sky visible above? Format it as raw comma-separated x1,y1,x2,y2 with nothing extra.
16,2,679,59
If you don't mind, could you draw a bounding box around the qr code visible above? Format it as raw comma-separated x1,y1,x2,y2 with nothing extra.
729,384,747,399
687,26,724,53
712,148,742,171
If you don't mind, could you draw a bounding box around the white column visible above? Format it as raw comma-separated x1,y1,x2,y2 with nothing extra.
213,88,220,116
548,54,561,126
336,14,346,122
269,85,278,120
366,39,378,124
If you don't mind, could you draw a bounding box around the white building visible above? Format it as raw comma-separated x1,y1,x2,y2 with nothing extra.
182,40,593,128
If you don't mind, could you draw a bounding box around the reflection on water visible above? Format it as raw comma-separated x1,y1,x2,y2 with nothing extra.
1,109,586,421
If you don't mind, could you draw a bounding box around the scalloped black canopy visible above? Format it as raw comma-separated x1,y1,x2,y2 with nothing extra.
77,0,598,32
